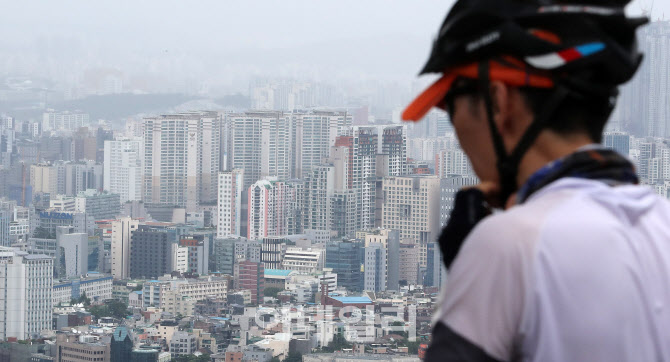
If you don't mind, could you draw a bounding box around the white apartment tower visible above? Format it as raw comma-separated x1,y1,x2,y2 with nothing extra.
217,169,244,238
304,165,335,232
42,110,89,132
435,148,474,178
291,110,353,179
0,247,53,340
104,138,143,202
143,112,220,211
111,217,139,279
227,111,291,188
247,178,295,240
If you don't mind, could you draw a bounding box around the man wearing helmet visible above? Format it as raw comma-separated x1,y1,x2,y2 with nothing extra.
404,1,670,361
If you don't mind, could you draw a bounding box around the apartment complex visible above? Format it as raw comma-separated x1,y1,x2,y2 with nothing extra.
143,112,220,211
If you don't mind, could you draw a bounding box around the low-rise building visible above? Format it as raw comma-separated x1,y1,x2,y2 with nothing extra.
170,331,197,358
55,333,110,362
53,273,113,306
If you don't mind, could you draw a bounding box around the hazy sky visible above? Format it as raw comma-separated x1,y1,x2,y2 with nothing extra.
0,1,666,92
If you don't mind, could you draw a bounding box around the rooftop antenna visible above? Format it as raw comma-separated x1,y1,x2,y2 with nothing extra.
640,0,655,19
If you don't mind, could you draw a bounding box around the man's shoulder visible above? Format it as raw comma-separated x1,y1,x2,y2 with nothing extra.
464,179,624,252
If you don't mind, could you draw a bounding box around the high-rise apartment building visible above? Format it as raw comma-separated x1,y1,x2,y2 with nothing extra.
381,175,441,268
0,247,53,340
303,165,335,233
143,112,220,212
104,138,143,202
217,170,244,238
435,148,473,178
615,21,670,137
381,125,408,177
111,217,139,279
335,127,379,231
291,110,352,179
227,111,291,188
30,161,103,197
247,178,296,240
42,110,89,132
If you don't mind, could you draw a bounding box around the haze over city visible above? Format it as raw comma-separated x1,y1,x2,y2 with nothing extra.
0,1,669,362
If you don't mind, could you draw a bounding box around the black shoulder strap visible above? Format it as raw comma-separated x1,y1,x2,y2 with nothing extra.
426,322,505,362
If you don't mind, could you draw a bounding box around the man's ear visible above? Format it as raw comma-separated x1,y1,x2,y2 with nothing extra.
489,81,510,132
489,81,528,152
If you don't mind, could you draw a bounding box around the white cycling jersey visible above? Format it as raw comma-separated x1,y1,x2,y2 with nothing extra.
435,177,670,362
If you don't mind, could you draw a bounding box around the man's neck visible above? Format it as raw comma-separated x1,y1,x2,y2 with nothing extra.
516,131,595,189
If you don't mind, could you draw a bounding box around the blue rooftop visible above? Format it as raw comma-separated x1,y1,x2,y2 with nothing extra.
210,317,230,321
264,269,293,277
331,296,373,304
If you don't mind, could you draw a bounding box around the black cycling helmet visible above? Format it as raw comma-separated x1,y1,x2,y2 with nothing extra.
403,0,647,205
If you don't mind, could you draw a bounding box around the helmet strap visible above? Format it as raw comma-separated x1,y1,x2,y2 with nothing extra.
478,61,569,206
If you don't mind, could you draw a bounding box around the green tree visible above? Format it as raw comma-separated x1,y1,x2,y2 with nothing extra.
319,334,352,352
172,355,210,362
79,292,91,306
87,299,129,319
406,341,420,354
264,287,283,298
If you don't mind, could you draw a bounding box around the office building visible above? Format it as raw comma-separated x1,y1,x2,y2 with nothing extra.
363,243,387,292
37,210,94,236
55,333,110,362
359,229,400,291
399,241,420,285
177,236,209,275
75,189,121,221
261,237,285,270
111,218,139,279
56,227,88,278
381,175,441,268
130,225,173,279
53,273,113,305
236,260,264,305
325,240,363,292
280,247,325,274
604,131,631,156
111,325,134,362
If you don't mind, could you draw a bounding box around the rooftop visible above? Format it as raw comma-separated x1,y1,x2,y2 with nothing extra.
331,296,373,304
264,269,294,277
